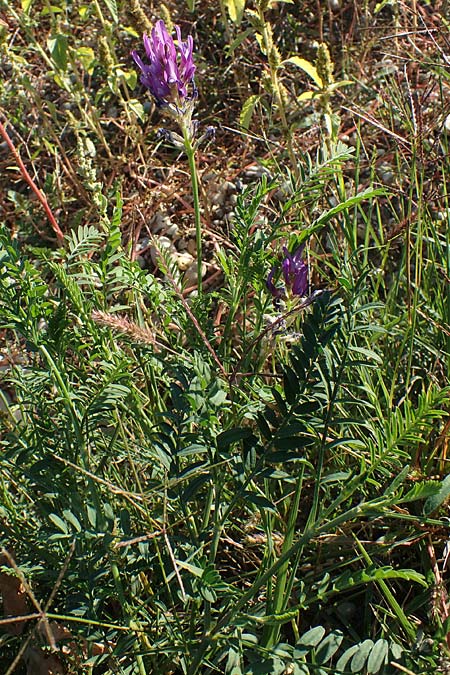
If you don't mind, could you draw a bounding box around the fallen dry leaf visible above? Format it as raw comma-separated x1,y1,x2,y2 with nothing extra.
23,646,65,675
0,551,29,635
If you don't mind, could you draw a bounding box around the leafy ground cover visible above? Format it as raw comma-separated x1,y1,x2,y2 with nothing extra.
1,0,450,673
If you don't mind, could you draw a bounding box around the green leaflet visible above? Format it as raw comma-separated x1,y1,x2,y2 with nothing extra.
240,95,260,131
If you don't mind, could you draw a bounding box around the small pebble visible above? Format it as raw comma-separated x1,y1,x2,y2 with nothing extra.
151,211,172,234
210,190,226,206
379,171,394,185
202,172,216,182
244,165,270,180
187,238,197,257
436,210,450,222
176,252,194,270
165,223,179,238
136,236,150,252
224,180,237,194
184,261,207,286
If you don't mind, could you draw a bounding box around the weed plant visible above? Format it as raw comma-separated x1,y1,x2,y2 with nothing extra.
1,1,450,674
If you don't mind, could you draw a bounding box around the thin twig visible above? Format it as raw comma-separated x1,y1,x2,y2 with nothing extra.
341,105,412,148
0,613,41,626
113,531,164,549
156,245,228,380
231,291,322,383
43,541,75,615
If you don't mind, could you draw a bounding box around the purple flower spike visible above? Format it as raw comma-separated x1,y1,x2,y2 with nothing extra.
131,20,196,106
281,245,308,297
267,244,309,304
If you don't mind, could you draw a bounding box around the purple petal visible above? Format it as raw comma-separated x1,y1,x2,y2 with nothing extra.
131,49,146,72
142,33,152,59
281,248,293,286
266,266,277,294
177,29,196,81
291,244,305,266
292,262,308,296
281,245,308,296
266,266,284,299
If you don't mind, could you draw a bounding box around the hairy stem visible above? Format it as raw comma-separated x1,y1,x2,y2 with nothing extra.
181,123,203,295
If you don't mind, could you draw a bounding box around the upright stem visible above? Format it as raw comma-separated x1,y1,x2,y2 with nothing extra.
109,553,148,675
262,464,305,648
188,496,389,675
181,123,203,296
307,342,348,530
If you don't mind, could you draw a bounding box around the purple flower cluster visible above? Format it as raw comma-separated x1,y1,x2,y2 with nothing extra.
267,245,308,302
131,20,196,106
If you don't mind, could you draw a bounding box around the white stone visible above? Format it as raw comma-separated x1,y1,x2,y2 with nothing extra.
176,252,195,270
184,261,207,286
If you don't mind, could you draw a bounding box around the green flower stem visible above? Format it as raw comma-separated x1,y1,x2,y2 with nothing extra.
110,553,148,675
271,76,298,181
443,173,450,375
262,464,305,648
181,122,203,295
355,537,417,642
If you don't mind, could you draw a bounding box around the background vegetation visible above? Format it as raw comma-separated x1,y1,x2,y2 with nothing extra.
1,0,450,673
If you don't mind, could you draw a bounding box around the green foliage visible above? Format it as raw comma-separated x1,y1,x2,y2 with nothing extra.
1,1,450,674
1,176,449,672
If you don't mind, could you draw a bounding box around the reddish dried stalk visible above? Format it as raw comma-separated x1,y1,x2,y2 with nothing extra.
0,118,64,245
